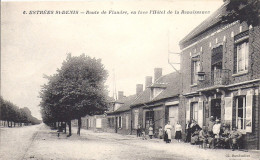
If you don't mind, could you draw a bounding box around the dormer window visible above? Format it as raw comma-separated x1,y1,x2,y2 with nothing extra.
150,87,164,99
149,83,166,100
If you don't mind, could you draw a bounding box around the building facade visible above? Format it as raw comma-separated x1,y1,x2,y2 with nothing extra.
131,70,181,138
179,2,260,149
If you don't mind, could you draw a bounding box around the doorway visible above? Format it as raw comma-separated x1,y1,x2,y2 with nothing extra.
211,99,221,120
169,105,178,137
145,111,154,132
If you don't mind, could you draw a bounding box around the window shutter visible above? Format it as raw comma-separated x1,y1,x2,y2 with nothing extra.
126,115,129,129
186,101,190,122
234,47,237,74
246,91,253,133
198,101,203,127
191,61,194,84
224,97,232,125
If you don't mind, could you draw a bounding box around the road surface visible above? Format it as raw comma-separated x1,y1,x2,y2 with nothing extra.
0,124,259,160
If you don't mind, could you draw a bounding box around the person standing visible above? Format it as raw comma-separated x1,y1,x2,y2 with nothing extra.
185,120,191,143
164,121,172,143
212,119,221,148
213,119,221,138
148,125,154,139
158,126,163,139
137,124,141,137
175,121,182,142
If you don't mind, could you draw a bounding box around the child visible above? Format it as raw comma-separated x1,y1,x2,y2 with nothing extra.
148,125,153,139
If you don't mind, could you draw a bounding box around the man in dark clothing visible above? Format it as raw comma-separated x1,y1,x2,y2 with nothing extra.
185,120,192,143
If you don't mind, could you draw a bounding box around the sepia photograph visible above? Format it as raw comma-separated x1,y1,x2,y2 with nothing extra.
1,0,260,159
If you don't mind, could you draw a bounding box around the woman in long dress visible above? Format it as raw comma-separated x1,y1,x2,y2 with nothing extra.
175,121,182,142
164,121,172,143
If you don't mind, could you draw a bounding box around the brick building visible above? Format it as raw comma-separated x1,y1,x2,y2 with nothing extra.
131,69,181,138
179,1,260,149
106,92,137,134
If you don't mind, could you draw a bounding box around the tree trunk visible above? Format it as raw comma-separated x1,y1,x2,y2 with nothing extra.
4,121,6,127
68,120,72,137
14,122,16,127
77,117,82,136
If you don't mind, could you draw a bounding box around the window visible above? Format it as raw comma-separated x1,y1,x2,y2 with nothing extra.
236,41,249,73
191,57,200,85
134,110,139,129
236,96,246,130
125,115,129,129
96,119,102,128
108,118,114,128
191,102,198,122
151,88,164,99
145,111,154,129
234,31,249,74
118,116,122,128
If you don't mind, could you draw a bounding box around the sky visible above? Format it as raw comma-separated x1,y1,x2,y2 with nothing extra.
1,0,224,119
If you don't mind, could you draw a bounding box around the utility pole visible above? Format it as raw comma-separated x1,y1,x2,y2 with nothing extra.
167,30,181,74
112,69,117,101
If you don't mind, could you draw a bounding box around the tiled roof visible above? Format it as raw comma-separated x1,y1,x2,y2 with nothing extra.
112,94,137,113
131,72,181,107
151,72,180,101
179,2,228,47
130,88,151,107
108,72,181,113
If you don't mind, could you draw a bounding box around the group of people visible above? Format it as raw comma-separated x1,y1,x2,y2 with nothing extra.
137,121,183,143
185,117,243,150
136,117,243,150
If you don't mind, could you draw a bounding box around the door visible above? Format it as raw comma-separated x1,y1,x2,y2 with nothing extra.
145,111,154,132
115,117,118,133
211,99,221,120
86,119,89,129
168,105,178,138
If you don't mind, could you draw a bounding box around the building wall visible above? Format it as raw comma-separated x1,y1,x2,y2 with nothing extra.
181,23,260,95
81,115,108,132
106,111,131,135
116,112,131,135
180,21,260,149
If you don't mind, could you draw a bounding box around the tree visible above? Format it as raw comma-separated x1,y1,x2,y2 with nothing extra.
0,96,40,127
222,0,260,26
40,54,108,136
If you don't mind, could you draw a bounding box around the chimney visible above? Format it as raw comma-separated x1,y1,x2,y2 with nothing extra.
145,76,152,88
118,91,124,100
136,84,143,95
154,68,162,82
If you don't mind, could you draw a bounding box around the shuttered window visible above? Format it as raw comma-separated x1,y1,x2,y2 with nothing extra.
236,96,246,130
